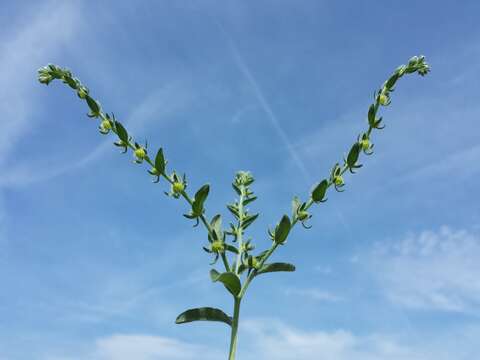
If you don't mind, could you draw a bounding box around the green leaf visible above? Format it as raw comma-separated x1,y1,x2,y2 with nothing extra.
227,204,239,219
155,148,166,174
85,95,100,116
368,104,376,127
210,269,241,297
347,142,361,168
256,262,296,276
242,213,259,229
232,183,241,196
210,214,222,231
243,196,257,206
210,214,222,241
193,184,210,215
292,196,301,214
64,76,78,89
114,121,129,143
225,244,239,254
274,215,291,245
175,307,232,326
385,73,399,89
311,179,329,203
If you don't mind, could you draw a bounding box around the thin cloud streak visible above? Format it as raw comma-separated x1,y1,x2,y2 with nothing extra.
217,23,312,185
1,82,192,187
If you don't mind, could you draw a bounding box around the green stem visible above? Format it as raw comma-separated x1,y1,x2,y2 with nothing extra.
234,186,245,274
228,297,241,360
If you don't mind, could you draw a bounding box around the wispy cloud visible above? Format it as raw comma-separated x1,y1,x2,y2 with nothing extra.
0,1,80,167
284,287,343,302
217,23,312,184
367,226,480,313
44,318,480,360
0,81,193,188
82,334,223,360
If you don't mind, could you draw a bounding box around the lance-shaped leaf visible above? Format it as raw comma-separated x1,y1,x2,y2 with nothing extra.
114,121,129,143
312,179,329,203
242,213,259,230
256,262,296,276
175,307,232,327
192,184,210,215
85,95,100,117
368,103,376,127
155,148,166,174
210,214,222,231
243,196,257,206
210,269,241,297
346,142,362,173
385,72,399,90
225,244,239,254
63,76,78,90
209,214,222,241
274,215,291,245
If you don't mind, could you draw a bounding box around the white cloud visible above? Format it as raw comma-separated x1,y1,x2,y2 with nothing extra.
241,319,419,360
46,318,480,360
284,287,343,302
89,334,223,360
369,226,480,313
0,0,82,256
0,1,80,166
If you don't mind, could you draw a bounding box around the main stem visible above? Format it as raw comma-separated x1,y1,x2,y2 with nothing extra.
228,297,241,360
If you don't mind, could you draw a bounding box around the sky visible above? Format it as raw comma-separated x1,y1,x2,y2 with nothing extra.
1,1,479,359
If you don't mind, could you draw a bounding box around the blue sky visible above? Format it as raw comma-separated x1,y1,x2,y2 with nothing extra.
1,1,480,359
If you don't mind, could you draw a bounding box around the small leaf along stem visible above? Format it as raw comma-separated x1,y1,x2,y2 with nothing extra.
38,55,429,360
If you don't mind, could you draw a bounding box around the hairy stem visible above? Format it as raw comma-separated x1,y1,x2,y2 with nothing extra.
228,297,241,360
234,186,246,274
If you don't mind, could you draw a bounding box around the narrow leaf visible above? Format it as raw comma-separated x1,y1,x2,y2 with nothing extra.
193,184,210,214
155,148,166,174
175,307,232,326
368,104,376,126
256,262,296,276
86,95,100,114
242,213,259,229
243,196,257,206
227,204,239,219
312,179,329,203
225,244,239,254
210,214,222,232
115,121,129,143
347,142,361,168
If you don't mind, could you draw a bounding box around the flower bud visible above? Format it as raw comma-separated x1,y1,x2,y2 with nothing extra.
211,240,225,253
149,167,160,176
134,147,146,160
38,73,52,84
77,86,88,99
172,181,185,194
359,137,370,151
379,93,389,106
249,256,260,269
333,175,344,186
100,119,112,132
297,210,309,221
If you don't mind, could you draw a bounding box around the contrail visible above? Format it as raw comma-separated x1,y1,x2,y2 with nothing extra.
217,24,312,185
214,21,352,236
